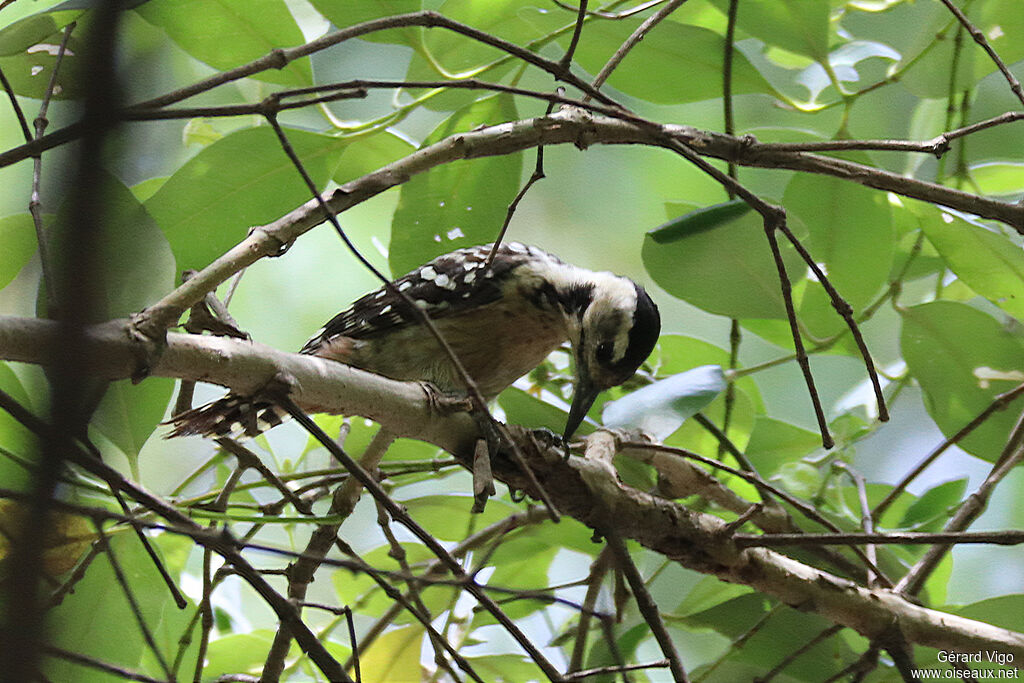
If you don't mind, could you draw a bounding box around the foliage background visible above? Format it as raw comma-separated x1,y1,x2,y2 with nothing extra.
0,0,1023,681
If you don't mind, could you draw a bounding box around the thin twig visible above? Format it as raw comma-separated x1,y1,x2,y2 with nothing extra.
762,218,834,448
263,113,561,522
560,0,589,68
43,645,167,683
774,222,889,423
604,530,689,682
734,529,1024,548
873,382,1024,521
276,396,565,681
0,64,32,143
565,659,671,681
29,22,75,314
622,441,889,584
588,0,689,96
835,463,879,586
938,0,1024,107
896,409,1024,596
93,523,174,681
757,624,843,683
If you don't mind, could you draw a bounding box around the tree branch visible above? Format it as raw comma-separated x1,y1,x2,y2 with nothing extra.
2,315,1023,662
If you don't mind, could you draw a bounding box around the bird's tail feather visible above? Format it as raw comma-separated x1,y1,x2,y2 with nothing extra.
164,394,287,439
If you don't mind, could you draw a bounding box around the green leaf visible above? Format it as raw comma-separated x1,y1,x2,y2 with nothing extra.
708,0,831,62
205,631,274,678
745,417,822,476
568,20,776,104
402,494,517,542
90,378,174,463
0,2,81,57
420,0,544,73
900,301,1024,460
643,202,805,319
145,126,348,271
899,478,966,529
359,625,424,683
50,171,176,321
784,173,893,310
45,532,180,681
0,214,37,291
957,595,1024,634
0,364,39,490
333,129,415,185
921,208,1024,321
389,94,521,276
603,365,726,441
971,162,1024,196
0,29,84,100
135,0,312,87
498,386,569,435
309,0,422,47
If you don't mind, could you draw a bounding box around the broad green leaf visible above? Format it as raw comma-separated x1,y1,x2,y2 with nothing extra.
0,2,81,57
920,207,1024,321
957,595,1024,634
420,0,544,73
145,126,348,271
135,0,312,86
389,94,521,276
568,20,776,104
708,0,831,61
971,162,1024,196
205,631,275,678
0,29,83,100
672,576,753,618
464,655,544,683
50,172,176,321
90,378,174,463
603,365,726,441
0,214,37,290
643,201,805,319
0,363,40,490
309,0,422,47
401,494,516,541
745,417,822,476
784,173,893,310
360,626,424,683
333,129,415,185
899,478,966,529
901,302,1024,460
45,533,179,681
498,386,569,436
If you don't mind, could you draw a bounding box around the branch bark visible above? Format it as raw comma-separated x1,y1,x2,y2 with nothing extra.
2,314,1023,663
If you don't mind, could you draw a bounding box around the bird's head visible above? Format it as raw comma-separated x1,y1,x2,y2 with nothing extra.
563,274,661,441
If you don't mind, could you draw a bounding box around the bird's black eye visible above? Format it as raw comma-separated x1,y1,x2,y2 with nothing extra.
596,341,614,364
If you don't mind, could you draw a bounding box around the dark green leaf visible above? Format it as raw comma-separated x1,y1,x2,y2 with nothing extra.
389,94,521,276
745,417,822,476
708,0,831,61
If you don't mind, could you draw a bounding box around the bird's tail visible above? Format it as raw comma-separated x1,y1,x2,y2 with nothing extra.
165,394,288,439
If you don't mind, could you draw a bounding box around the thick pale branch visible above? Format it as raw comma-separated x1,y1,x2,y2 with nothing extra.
1,314,1023,661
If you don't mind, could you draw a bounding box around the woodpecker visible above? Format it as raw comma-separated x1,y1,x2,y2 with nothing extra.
167,242,660,442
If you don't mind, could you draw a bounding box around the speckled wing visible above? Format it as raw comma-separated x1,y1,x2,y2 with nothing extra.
299,243,534,354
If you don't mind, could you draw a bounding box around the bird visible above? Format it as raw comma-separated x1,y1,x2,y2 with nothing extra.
166,242,661,443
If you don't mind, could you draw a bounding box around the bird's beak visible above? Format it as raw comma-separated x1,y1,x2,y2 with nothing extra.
564,373,600,442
